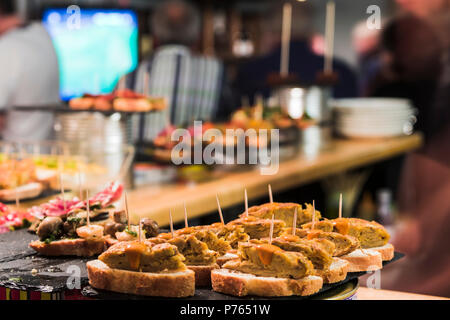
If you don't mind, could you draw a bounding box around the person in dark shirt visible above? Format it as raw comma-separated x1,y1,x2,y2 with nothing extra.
235,1,358,105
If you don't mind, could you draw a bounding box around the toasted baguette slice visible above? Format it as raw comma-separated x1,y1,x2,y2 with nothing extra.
340,249,382,272
87,260,195,297
188,264,219,287
217,252,239,267
0,182,43,202
369,243,394,261
211,268,323,297
316,258,349,284
29,238,105,257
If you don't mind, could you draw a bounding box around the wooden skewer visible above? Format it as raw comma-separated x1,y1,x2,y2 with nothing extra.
86,190,90,226
169,209,174,238
280,2,292,76
244,189,249,217
184,201,189,228
292,207,298,236
324,1,336,74
78,172,83,200
269,214,274,244
138,219,143,243
15,187,20,211
124,191,130,230
268,184,273,204
339,193,342,219
60,173,66,212
216,194,225,225
312,200,316,230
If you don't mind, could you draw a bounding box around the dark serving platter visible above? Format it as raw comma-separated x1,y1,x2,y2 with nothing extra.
0,229,404,300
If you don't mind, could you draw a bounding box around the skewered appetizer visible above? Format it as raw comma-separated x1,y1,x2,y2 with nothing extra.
87,241,195,297
303,217,393,262
211,241,323,297
242,202,321,227
28,182,123,257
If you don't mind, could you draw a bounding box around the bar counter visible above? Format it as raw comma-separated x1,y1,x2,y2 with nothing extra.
127,133,423,225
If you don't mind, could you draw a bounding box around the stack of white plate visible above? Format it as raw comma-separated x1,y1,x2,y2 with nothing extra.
331,98,416,138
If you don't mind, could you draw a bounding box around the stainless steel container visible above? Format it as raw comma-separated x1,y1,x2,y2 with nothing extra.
270,85,332,123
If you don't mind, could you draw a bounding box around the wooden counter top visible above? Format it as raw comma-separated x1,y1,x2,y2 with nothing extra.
127,133,423,225
357,287,448,300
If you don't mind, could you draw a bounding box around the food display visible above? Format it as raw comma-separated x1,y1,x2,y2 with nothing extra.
80,195,395,298
0,158,49,201
0,202,33,234
28,181,123,257
0,180,398,299
69,89,166,112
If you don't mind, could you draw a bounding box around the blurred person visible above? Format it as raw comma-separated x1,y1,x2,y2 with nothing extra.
0,0,59,141
367,14,443,139
235,0,358,105
364,0,450,297
125,0,232,141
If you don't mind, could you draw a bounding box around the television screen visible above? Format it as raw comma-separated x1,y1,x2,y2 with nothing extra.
43,8,139,101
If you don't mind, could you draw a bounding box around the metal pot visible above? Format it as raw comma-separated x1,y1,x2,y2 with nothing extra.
270,85,332,124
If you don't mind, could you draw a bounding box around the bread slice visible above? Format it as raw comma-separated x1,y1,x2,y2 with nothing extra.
188,264,219,287
104,235,119,248
316,258,349,284
369,243,394,261
0,182,43,201
340,249,382,272
217,252,239,267
211,268,323,297
29,238,105,257
87,260,195,297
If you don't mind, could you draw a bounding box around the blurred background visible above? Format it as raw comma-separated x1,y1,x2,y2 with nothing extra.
0,0,449,298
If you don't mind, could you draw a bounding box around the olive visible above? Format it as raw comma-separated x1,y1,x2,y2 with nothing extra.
142,218,159,238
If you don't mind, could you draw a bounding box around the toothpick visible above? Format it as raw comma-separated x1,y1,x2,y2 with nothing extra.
138,219,143,243
86,190,90,226
339,193,342,219
292,207,298,236
280,2,292,76
124,191,130,229
15,187,20,211
268,184,273,204
244,189,248,217
169,209,174,238
60,173,66,212
78,172,82,200
184,201,188,228
269,214,274,244
312,200,316,230
216,194,225,225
